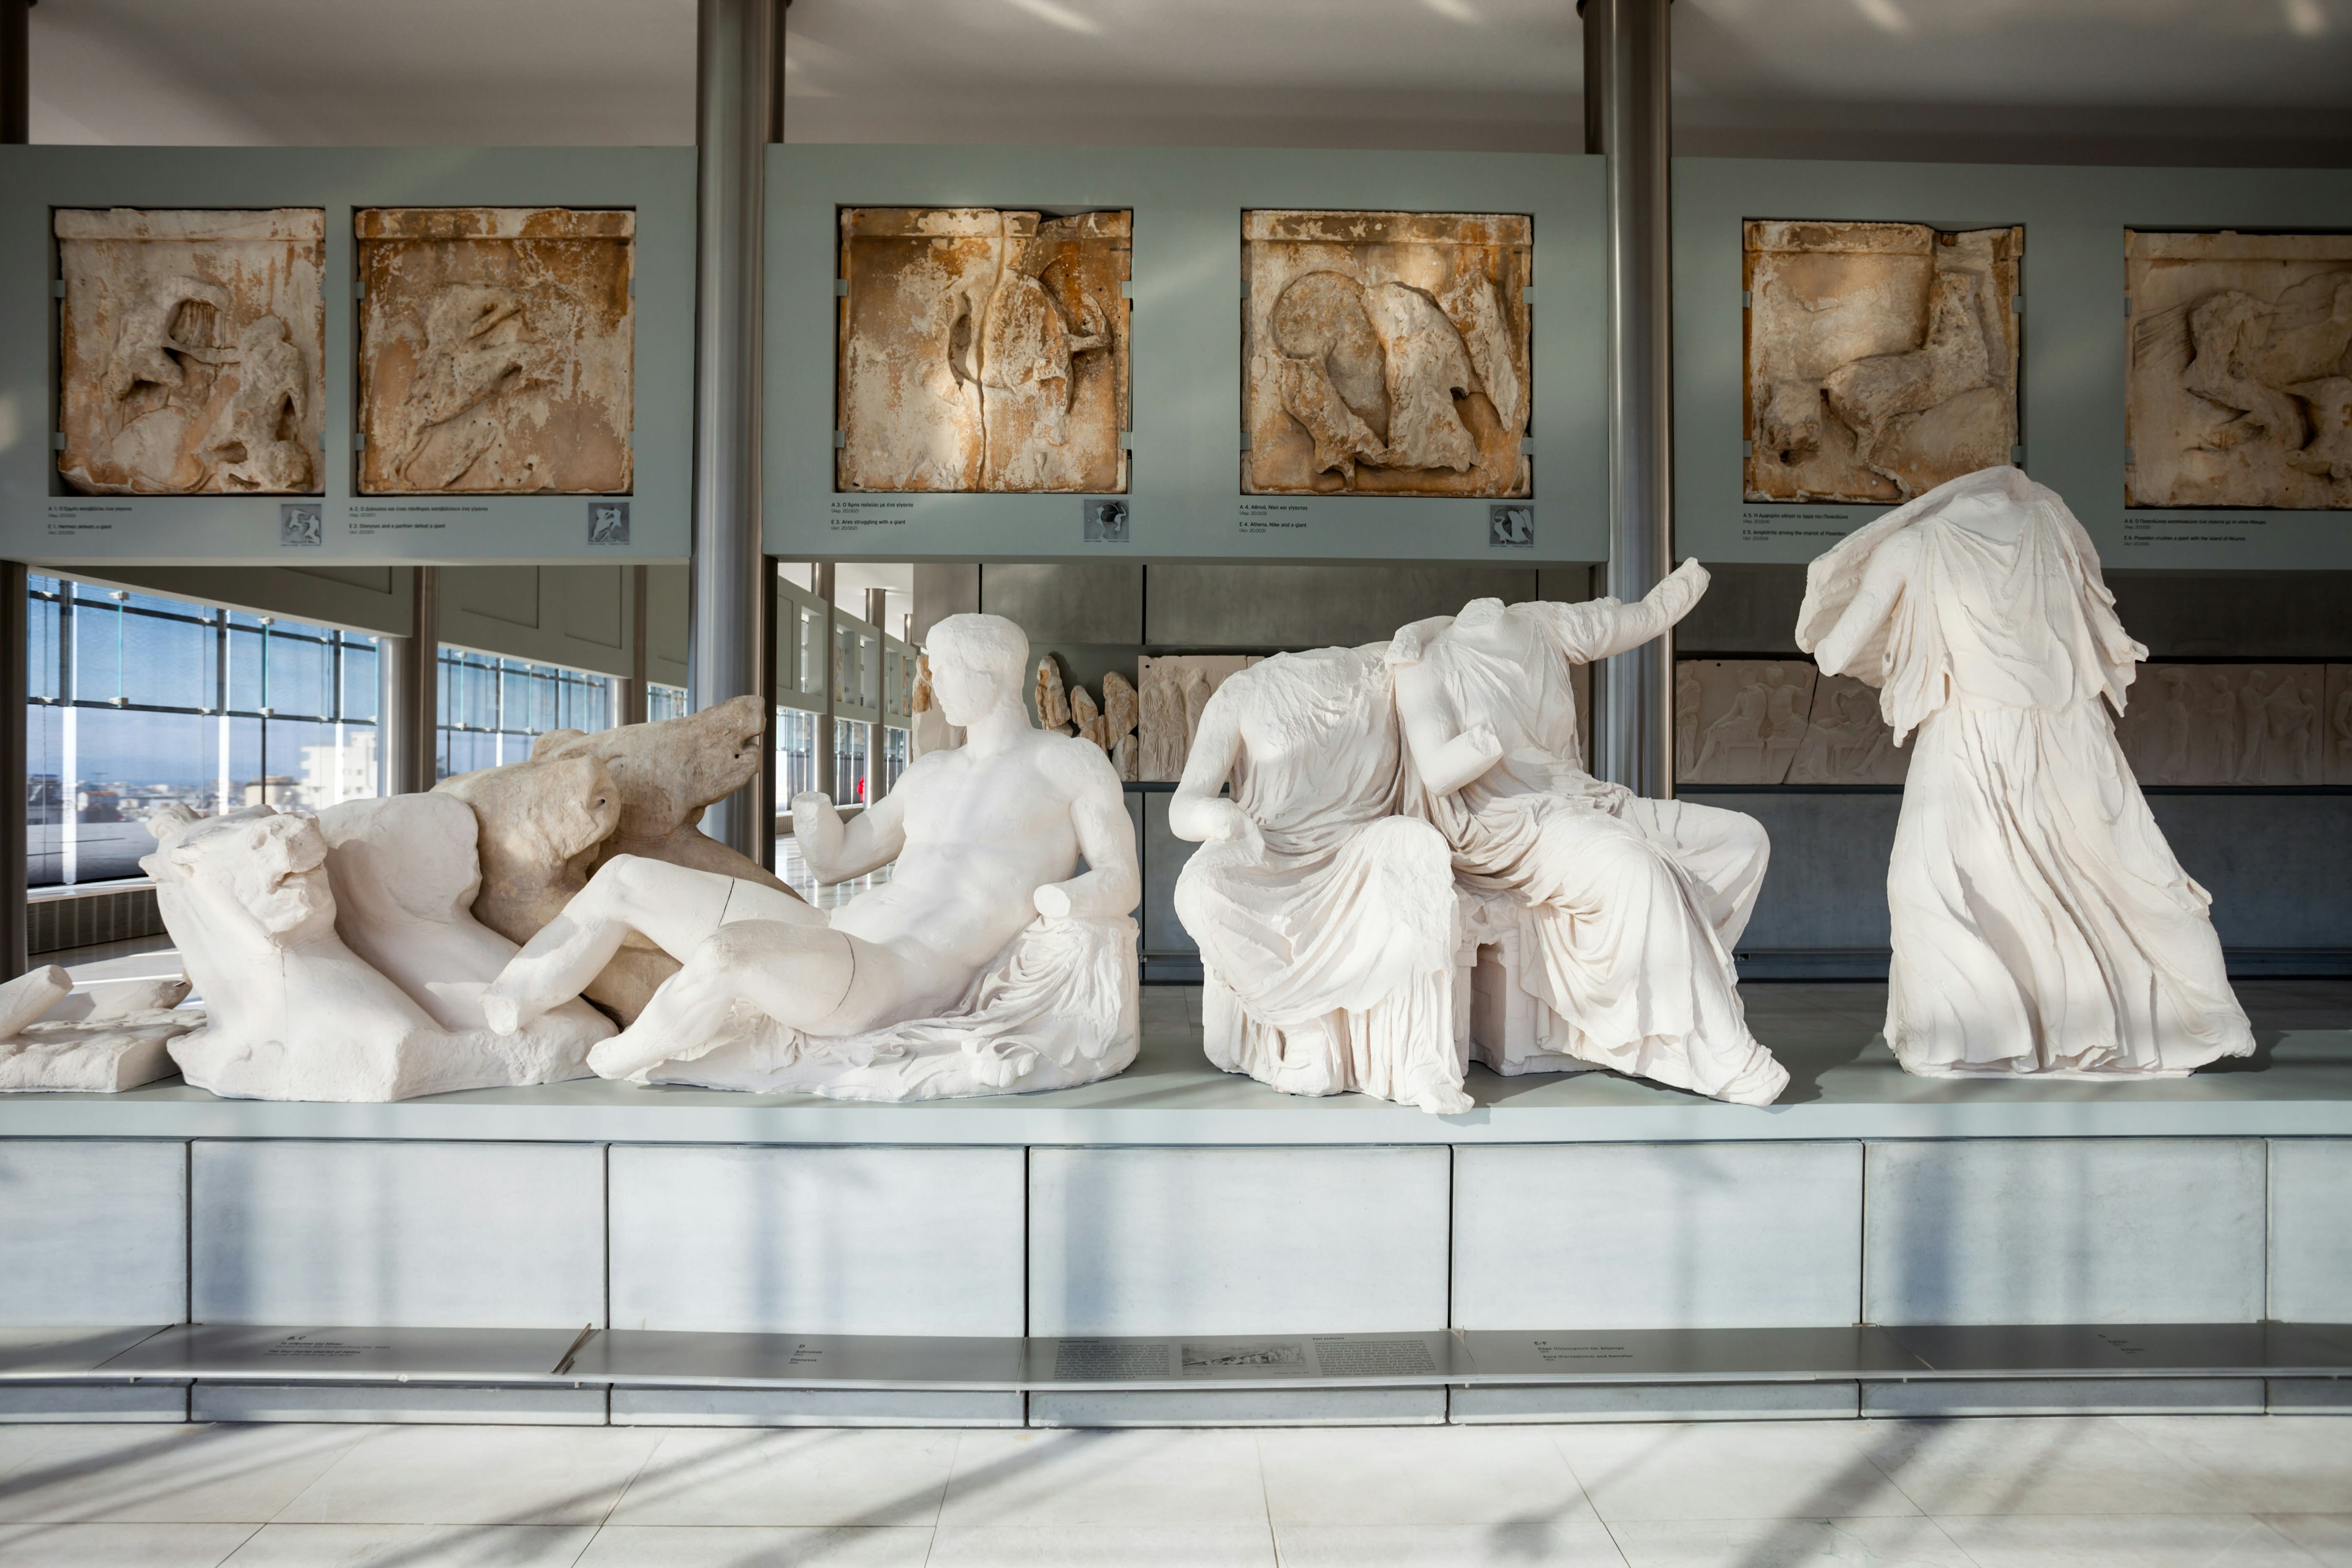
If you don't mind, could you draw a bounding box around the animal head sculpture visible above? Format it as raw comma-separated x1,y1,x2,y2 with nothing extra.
141,804,337,951
531,695,764,845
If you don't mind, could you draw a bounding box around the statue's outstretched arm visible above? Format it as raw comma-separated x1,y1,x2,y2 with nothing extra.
1035,755,1142,920
1166,692,1261,854
1542,557,1713,665
791,783,908,883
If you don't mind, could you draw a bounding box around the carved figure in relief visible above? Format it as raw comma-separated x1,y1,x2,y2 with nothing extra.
837,208,1130,495
1136,655,1258,781
58,209,326,496
1102,671,1139,781
2116,662,2331,786
358,208,635,496
1171,646,1469,1115
1746,221,2021,505
0,967,199,1094
1799,466,2252,1078
1244,211,1531,498
480,614,1142,1102
148,804,602,1102
1035,656,1073,732
1069,685,1107,750
1390,566,1788,1106
2127,232,2352,509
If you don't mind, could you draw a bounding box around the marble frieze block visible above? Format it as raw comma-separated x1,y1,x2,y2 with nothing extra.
1745,219,2021,505
1243,209,1532,498
1675,657,1908,785
836,207,1131,494
57,207,326,496
2114,662,2334,786
2127,230,2352,510
356,206,636,495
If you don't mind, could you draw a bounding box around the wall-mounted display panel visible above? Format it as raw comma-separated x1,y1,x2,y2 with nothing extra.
0,146,693,565
769,144,1606,563
1679,158,2352,570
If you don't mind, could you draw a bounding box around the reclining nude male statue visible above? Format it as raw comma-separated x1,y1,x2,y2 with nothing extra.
481,612,1145,1101
1389,562,1790,1106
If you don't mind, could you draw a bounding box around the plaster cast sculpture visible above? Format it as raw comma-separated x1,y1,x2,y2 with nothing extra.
1244,210,1531,497
2114,663,2329,786
2127,232,2352,510
1172,646,1469,1114
0,967,199,1093
837,208,1130,494
146,805,603,1101
1390,568,1789,1106
481,612,1142,1101
357,208,635,494
909,654,965,758
1101,671,1139,780
57,208,326,496
1746,221,2021,505
1798,465,2253,1077
1137,655,1259,781
439,696,800,1024
1675,658,1909,785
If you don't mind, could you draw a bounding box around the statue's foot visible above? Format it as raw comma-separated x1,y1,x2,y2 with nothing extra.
1411,1081,1476,1117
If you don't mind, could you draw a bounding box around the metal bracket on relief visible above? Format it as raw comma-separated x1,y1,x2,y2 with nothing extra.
832,430,846,450
1740,289,1751,309
50,279,63,298
834,279,848,297
1120,429,1135,451
1520,436,1537,455
355,279,366,300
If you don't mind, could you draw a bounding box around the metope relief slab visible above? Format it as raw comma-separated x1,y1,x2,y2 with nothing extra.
1137,654,1259,782
57,208,326,496
2114,663,2329,786
1675,658,1907,786
1745,220,2021,505
356,208,635,496
2126,232,2352,510
837,208,1131,494
1243,210,1531,498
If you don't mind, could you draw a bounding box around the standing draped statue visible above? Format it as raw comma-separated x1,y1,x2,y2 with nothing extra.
1798,466,2252,1077
1389,564,1789,1107
1170,646,1469,1115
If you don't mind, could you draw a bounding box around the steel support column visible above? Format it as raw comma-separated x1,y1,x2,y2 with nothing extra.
690,0,782,865
1,0,32,976
1587,0,1675,796
383,568,439,794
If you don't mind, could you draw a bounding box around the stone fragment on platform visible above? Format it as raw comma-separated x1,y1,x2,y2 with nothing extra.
1102,670,1139,780
837,207,1130,494
1243,210,1531,497
1035,655,1072,732
1746,220,2021,505
146,804,601,1101
57,208,326,496
2126,231,2352,510
0,968,201,1093
356,206,635,494
1137,655,1258,782
479,612,1142,1103
2114,662,2328,785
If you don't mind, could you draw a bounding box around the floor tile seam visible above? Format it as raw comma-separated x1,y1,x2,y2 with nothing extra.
587,1429,668,1535
254,1421,400,1528
1253,1429,1280,1565
208,1518,268,1567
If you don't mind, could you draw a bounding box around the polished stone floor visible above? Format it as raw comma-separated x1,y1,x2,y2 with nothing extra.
0,1415,2345,1566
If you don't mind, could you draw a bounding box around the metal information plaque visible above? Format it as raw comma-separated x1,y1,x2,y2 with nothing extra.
570,1330,1027,1390
1026,1330,1474,1389
99,1323,589,1384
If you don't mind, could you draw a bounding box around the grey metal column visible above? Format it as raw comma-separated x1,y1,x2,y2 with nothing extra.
690,0,782,866
1,0,32,976
1588,0,1675,796
383,567,439,793
864,586,889,802
813,562,836,801
619,565,650,726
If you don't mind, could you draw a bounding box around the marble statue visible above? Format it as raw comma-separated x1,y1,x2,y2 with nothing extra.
146,805,603,1101
2127,232,2352,510
909,654,965,758
1389,567,1789,1106
1137,655,1257,781
1172,646,1469,1114
57,208,326,496
1798,465,2253,1078
1747,221,2021,505
0,967,198,1093
1675,658,1909,786
837,208,1130,494
440,697,801,1024
356,208,635,494
480,612,1142,1101
1244,210,1531,497
1102,671,1139,780
2114,663,2328,786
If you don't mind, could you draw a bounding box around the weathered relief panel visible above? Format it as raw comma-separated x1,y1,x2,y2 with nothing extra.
1676,658,1909,786
1744,220,2021,505
1137,654,1259,782
2114,662,2334,785
356,207,635,496
58,208,326,496
2126,232,2352,511
836,207,1131,494
1243,210,1531,499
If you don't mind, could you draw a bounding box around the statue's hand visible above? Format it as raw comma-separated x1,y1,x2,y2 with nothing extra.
1463,722,1505,764
1033,882,1074,920
1204,799,1266,860
790,791,837,827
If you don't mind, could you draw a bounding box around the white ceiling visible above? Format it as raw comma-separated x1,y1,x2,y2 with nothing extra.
28,0,2352,163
